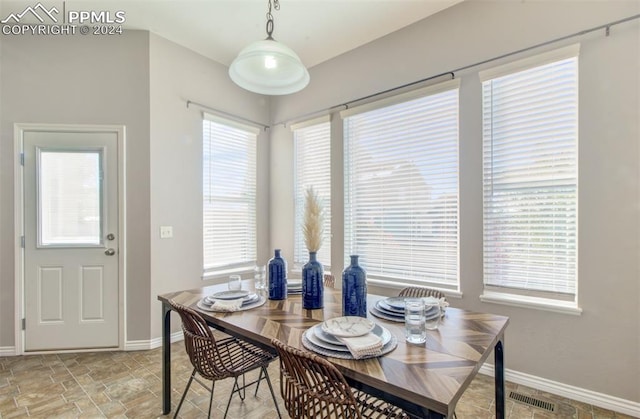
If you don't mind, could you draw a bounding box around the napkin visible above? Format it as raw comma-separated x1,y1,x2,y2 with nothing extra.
209,298,244,312
338,333,383,360
422,296,450,311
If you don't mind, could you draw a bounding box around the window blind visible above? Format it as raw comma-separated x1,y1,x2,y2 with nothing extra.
203,115,257,272
343,81,459,289
481,51,578,296
293,119,332,269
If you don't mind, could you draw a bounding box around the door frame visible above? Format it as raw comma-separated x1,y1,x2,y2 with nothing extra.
14,123,127,354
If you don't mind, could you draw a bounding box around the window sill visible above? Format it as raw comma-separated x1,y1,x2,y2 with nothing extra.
479,291,582,315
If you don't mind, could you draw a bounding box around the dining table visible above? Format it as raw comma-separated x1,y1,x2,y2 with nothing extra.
158,282,509,419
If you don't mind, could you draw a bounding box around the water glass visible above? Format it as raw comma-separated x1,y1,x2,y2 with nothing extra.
425,302,441,330
254,265,266,290
404,298,427,344
228,275,242,291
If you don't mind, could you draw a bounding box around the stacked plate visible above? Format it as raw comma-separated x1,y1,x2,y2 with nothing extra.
370,296,442,322
205,290,260,306
197,290,264,312
301,316,397,360
288,280,302,295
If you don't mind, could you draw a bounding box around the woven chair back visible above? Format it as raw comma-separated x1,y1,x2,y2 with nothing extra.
167,300,231,380
272,339,362,419
398,287,445,299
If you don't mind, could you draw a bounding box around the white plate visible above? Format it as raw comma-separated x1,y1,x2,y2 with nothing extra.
374,301,405,318
321,316,375,338
313,323,390,347
205,292,258,305
305,330,351,352
209,290,250,300
370,305,441,322
302,333,398,360
384,297,407,310
242,293,260,306
197,295,266,312
377,299,404,314
369,306,405,322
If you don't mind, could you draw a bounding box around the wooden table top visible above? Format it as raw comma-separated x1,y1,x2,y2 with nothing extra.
159,283,509,417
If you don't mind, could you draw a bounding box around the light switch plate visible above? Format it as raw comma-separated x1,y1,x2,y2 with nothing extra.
160,226,173,239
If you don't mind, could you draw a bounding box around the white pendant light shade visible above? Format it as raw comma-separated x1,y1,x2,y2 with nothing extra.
229,39,310,95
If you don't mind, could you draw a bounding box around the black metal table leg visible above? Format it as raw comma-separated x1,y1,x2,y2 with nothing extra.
495,339,505,419
162,302,172,415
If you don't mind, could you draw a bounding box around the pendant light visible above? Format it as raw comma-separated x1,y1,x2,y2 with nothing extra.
229,0,310,95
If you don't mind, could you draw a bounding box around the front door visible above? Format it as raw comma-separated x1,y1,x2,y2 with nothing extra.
23,129,120,351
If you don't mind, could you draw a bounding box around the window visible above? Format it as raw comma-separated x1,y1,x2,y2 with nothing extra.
38,150,102,246
343,80,460,290
481,45,579,303
293,118,332,269
202,114,258,274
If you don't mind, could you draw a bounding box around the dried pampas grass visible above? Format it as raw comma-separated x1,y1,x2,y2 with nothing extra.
302,186,325,253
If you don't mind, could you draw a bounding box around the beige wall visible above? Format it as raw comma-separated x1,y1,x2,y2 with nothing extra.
0,31,152,344
270,1,640,403
0,30,270,347
148,34,270,338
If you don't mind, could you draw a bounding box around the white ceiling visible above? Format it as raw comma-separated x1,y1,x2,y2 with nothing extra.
2,0,463,68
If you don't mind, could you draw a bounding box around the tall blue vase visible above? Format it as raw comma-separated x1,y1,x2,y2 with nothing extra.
268,249,287,300
302,252,324,309
342,255,367,317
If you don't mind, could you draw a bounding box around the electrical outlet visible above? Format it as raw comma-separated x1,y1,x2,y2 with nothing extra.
160,226,173,239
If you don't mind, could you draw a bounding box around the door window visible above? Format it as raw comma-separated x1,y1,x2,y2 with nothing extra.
38,149,103,247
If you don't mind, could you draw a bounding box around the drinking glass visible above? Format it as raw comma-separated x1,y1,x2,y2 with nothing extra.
425,302,441,330
404,298,427,344
254,265,266,290
228,275,242,291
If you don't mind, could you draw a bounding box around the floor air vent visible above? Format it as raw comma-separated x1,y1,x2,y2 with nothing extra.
509,391,555,412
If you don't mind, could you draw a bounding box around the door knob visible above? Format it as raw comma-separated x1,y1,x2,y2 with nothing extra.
105,248,116,256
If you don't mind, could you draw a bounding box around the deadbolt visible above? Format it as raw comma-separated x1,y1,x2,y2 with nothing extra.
105,248,116,256
106,233,115,241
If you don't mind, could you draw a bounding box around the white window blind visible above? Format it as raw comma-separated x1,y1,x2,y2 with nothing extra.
203,115,258,273
481,48,578,297
343,80,459,289
293,118,332,269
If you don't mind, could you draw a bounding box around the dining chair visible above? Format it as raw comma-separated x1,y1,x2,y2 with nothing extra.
167,299,282,419
271,339,409,419
398,286,445,299
323,273,335,288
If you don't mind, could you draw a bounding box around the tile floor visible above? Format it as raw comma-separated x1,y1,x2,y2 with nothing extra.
0,333,635,418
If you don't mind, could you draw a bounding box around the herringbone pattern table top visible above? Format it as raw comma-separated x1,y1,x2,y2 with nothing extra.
159,284,509,417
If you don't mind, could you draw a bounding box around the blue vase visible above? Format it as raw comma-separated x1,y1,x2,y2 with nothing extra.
302,252,324,309
268,249,287,300
342,255,367,317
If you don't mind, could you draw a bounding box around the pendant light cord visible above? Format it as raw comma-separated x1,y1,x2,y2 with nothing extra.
265,0,280,40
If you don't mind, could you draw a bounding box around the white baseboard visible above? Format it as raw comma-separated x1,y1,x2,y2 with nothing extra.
480,363,640,418
124,331,184,351
0,346,17,356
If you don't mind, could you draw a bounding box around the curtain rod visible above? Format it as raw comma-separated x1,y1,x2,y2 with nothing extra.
276,72,454,127
186,100,270,131
275,12,640,127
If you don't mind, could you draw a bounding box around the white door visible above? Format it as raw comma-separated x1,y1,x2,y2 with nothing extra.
23,130,119,351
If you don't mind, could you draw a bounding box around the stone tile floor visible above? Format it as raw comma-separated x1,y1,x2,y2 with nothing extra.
0,334,635,418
